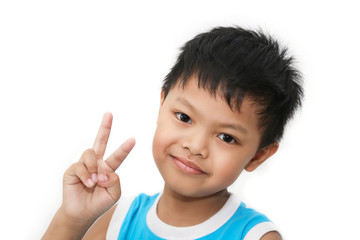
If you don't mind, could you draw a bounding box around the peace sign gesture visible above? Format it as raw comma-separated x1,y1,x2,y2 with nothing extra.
61,113,135,224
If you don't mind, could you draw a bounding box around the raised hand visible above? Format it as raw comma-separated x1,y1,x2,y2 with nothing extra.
61,112,135,224
42,113,135,240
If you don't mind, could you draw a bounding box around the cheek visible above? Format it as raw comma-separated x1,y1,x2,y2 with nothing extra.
212,151,252,184
152,120,174,163
215,161,243,184
152,126,163,164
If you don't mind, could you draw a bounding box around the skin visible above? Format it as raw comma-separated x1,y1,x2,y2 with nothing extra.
42,113,135,240
153,77,279,230
43,77,281,239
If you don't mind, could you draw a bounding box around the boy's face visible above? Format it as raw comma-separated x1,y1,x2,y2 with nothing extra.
152,77,277,198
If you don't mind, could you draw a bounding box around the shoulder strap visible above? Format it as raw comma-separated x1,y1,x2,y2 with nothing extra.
106,195,136,239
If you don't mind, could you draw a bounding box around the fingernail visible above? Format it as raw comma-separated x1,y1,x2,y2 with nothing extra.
91,173,97,183
87,178,94,187
98,174,108,182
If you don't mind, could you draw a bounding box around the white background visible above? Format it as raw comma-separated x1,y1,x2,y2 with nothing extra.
1,1,359,239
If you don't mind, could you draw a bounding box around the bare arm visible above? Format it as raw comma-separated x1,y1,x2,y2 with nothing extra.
260,231,282,240
82,204,117,240
42,207,94,240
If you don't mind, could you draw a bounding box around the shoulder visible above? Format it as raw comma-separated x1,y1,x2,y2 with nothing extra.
260,231,282,240
230,197,280,240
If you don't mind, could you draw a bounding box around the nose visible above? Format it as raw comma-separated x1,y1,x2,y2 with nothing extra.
182,127,209,158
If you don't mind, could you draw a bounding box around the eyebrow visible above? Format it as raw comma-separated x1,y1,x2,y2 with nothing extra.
176,96,196,112
175,97,248,135
217,123,248,135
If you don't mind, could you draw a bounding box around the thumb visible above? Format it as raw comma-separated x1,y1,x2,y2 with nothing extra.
97,172,121,202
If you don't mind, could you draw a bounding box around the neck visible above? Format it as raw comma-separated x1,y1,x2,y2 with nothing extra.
156,185,230,227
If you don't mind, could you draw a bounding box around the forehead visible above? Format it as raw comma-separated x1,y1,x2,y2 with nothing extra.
164,78,261,134
167,78,255,112
167,73,256,114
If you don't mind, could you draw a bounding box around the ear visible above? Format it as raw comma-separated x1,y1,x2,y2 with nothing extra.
245,142,279,172
160,90,165,105
156,91,165,125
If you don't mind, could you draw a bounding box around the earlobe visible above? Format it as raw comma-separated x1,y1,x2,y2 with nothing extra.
245,142,279,172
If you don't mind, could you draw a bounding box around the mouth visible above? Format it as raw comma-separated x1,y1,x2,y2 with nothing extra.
170,155,206,175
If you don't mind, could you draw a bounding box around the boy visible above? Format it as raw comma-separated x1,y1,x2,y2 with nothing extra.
43,26,303,239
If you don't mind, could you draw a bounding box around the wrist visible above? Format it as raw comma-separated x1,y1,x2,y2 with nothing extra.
42,207,96,240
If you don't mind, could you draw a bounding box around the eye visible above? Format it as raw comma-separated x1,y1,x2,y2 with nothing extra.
175,112,192,124
218,133,236,144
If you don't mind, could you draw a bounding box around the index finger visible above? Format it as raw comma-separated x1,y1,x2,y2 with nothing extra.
93,112,113,160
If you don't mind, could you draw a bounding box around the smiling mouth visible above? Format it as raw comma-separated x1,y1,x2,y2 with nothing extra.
171,155,206,175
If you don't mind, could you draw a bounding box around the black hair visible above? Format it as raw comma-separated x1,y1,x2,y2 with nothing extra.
162,26,303,150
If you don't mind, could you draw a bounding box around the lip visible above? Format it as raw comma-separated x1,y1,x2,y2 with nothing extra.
171,155,206,175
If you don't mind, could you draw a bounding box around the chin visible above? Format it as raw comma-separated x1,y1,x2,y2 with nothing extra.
164,179,222,199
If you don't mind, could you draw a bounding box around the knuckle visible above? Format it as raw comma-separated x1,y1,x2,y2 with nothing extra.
73,162,84,172
95,136,108,146
69,162,81,171
114,149,127,161
82,149,98,173
81,149,97,164
83,148,96,159
112,173,119,181
64,162,83,178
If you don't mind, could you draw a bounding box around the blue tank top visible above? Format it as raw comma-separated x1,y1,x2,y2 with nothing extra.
107,193,277,240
